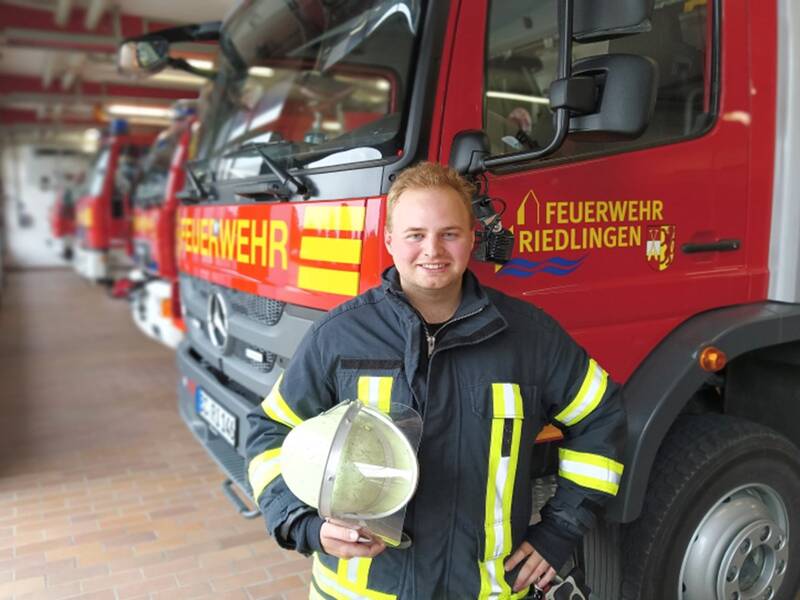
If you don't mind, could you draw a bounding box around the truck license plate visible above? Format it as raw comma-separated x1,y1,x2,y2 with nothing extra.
196,388,237,447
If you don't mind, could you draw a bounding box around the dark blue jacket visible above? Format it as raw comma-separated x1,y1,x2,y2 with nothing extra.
246,267,626,599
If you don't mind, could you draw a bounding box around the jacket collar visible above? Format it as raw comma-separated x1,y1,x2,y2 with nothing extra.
380,267,507,344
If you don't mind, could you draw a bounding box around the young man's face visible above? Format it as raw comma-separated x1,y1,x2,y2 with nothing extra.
384,186,475,299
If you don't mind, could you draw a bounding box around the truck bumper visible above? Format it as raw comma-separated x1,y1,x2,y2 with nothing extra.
176,341,260,501
131,280,184,349
73,246,108,281
73,246,131,282
52,236,73,260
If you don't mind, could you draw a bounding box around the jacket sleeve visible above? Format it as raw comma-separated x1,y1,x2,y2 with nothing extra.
244,325,336,555
526,312,626,569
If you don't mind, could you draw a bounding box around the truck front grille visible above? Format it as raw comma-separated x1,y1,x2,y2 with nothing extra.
179,274,284,381
180,276,285,327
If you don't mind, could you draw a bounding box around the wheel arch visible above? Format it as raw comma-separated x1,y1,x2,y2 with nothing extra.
606,301,800,523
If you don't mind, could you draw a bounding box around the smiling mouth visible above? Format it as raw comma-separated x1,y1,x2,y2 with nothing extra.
418,263,448,271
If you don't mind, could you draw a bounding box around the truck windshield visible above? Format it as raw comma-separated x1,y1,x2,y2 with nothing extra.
132,130,180,208
193,0,421,184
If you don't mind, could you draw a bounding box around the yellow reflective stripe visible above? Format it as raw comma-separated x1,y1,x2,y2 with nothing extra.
337,557,372,589
491,383,524,418
478,557,505,599
300,236,363,265
484,418,504,560
357,376,393,414
247,448,280,502
477,558,529,600
479,384,524,599
297,265,360,297
554,359,608,427
260,374,303,428
303,206,366,232
312,555,395,600
559,448,624,495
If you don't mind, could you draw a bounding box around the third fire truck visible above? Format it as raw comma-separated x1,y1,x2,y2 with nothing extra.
74,119,153,283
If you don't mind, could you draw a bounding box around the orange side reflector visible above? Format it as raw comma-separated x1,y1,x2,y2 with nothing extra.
699,346,727,372
160,298,172,319
535,424,564,444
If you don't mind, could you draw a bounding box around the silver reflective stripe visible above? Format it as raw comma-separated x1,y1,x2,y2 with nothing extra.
560,458,622,486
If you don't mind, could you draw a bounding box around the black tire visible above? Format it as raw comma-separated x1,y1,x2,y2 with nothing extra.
582,518,623,599
621,415,800,600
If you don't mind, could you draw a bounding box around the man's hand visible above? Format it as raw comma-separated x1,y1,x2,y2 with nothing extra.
319,519,386,559
507,107,533,133
505,541,557,593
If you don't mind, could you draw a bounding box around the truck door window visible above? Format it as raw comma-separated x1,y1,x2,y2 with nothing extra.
133,131,180,209
86,147,110,197
484,0,714,161
112,145,143,219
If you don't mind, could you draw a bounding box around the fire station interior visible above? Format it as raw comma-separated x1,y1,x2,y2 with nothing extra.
2,1,800,599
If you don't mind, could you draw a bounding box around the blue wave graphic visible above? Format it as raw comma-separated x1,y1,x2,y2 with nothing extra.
498,255,587,278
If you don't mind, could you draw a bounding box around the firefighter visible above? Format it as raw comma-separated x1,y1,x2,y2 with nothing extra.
246,162,626,599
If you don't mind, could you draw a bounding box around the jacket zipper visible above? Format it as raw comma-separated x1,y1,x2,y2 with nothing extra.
424,305,486,358
421,304,485,596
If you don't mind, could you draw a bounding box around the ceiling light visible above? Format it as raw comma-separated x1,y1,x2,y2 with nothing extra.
106,104,173,118
485,90,550,105
249,66,274,78
151,70,207,86
187,59,214,70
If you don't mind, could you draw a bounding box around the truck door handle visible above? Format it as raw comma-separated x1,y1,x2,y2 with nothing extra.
681,239,741,254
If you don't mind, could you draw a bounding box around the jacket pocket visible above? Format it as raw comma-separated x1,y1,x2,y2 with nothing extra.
336,357,404,414
469,382,537,420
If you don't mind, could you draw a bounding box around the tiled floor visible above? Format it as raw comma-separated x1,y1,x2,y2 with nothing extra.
0,269,311,600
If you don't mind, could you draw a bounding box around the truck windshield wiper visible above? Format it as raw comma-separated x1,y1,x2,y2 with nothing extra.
186,162,208,198
178,161,214,203
235,142,309,198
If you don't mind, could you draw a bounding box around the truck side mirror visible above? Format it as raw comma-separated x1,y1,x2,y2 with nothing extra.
567,54,658,139
449,131,490,176
118,38,170,77
117,22,221,80
573,0,653,42
480,0,657,170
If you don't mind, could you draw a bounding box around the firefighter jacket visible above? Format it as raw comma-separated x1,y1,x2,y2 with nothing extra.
246,267,626,600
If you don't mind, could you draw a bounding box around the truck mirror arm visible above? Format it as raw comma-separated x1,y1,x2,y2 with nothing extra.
167,57,216,81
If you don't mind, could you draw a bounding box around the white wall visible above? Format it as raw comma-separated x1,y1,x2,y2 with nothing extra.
1,144,89,268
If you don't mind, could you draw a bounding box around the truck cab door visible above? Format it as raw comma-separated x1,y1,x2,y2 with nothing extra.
440,0,752,381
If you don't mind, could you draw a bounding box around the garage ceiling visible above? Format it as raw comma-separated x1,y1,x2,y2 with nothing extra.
0,0,234,148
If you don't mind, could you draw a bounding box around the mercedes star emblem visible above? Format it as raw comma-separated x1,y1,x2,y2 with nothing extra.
206,292,230,353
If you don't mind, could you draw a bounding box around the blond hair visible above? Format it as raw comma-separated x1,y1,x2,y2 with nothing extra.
385,162,475,230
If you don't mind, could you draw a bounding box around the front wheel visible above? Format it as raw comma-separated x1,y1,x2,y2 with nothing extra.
621,415,800,600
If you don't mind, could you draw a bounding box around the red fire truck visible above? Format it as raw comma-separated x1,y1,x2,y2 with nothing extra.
120,1,800,598
127,106,196,348
48,183,80,260
73,120,154,283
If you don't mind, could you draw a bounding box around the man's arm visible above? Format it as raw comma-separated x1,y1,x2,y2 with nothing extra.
244,327,334,555
510,313,626,589
245,328,388,559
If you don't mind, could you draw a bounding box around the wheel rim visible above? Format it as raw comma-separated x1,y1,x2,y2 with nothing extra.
679,484,789,600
